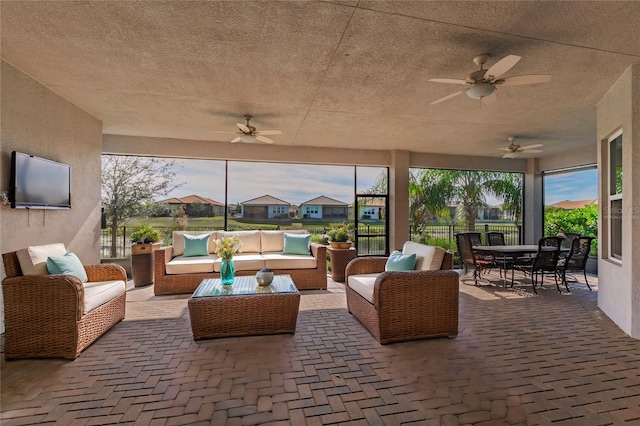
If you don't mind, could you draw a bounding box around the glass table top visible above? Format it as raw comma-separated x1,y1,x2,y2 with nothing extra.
192,274,297,298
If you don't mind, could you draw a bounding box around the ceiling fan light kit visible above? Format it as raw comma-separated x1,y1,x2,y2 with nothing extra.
466,82,496,99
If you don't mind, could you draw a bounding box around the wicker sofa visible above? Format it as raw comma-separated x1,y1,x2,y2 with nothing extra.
345,241,459,344
2,244,127,360
154,230,327,295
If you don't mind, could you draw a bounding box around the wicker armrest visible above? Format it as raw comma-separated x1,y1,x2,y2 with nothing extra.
310,243,326,267
2,274,85,321
345,257,388,278
85,263,127,282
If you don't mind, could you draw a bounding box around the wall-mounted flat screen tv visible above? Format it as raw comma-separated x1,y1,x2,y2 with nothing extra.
10,151,71,209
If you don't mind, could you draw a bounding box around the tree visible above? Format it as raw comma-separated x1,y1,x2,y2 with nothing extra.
102,156,183,257
410,169,522,231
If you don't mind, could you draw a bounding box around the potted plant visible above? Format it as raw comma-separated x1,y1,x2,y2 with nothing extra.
327,223,353,249
129,224,163,287
129,224,163,254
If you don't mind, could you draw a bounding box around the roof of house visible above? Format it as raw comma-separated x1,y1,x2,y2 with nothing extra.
299,196,348,206
157,195,224,207
549,199,598,210
349,197,386,208
241,195,290,206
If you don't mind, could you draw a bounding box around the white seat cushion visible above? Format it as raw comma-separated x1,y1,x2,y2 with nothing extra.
82,280,126,314
402,241,445,271
263,253,317,270
166,254,217,274
16,243,68,276
348,273,379,304
214,254,265,272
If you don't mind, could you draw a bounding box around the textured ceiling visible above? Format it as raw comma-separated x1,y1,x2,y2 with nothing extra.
2,1,639,159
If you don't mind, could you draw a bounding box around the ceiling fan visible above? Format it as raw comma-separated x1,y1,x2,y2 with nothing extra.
429,54,552,105
499,137,544,159
224,115,282,144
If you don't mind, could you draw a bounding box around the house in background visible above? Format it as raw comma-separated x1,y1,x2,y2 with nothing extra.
241,195,290,219
351,198,385,220
549,199,598,210
299,196,348,220
477,204,505,221
158,195,225,217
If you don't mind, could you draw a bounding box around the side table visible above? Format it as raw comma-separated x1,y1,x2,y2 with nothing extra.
328,247,357,282
131,242,162,287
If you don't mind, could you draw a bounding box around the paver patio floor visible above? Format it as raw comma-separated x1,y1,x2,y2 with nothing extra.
2,271,639,425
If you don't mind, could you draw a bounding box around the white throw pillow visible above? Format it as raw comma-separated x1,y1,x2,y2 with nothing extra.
16,243,67,276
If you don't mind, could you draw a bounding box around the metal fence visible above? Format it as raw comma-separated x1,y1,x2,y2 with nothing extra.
411,223,522,250
101,222,521,259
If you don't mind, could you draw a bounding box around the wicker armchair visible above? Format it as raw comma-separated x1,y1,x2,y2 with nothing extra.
344,250,458,345
2,251,127,360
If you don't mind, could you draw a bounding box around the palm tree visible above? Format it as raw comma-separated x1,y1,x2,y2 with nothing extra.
409,169,522,231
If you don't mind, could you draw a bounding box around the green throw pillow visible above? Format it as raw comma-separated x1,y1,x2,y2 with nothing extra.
283,233,311,255
385,251,416,271
47,252,89,282
183,233,210,257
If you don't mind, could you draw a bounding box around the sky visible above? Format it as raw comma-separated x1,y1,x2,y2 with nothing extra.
166,159,385,206
543,168,598,205
156,158,598,207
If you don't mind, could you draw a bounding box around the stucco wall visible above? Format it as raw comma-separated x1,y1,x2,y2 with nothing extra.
596,64,640,338
0,61,103,332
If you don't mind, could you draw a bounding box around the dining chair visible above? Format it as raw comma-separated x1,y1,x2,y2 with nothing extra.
455,233,493,285
556,236,594,291
557,232,580,250
517,236,563,294
487,232,505,246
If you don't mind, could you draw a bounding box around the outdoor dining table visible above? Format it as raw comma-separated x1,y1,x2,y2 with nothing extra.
472,245,568,286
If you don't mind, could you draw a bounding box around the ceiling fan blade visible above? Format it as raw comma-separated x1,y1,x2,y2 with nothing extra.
500,74,552,86
256,135,274,144
521,149,543,154
485,55,521,80
519,143,544,150
237,123,251,133
481,91,497,105
498,147,514,152
428,78,468,85
430,89,466,105
231,136,242,143
257,130,282,136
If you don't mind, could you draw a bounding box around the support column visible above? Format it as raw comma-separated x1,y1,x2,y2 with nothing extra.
389,150,410,251
523,158,543,244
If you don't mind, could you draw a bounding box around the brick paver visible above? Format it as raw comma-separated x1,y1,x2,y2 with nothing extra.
2,273,640,425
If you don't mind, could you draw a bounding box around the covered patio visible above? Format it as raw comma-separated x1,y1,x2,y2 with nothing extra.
4,274,640,424
2,2,640,424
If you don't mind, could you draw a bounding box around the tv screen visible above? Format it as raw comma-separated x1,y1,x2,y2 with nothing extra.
10,151,71,209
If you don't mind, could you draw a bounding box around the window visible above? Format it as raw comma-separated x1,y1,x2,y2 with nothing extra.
609,132,623,260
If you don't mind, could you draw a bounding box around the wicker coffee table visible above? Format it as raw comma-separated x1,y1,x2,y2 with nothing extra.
187,274,300,340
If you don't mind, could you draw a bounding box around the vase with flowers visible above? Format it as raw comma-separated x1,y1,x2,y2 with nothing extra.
215,236,243,285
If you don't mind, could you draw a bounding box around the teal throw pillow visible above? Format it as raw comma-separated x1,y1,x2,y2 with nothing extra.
183,233,210,257
385,251,417,271
283,233,311,255
47,252,89,282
